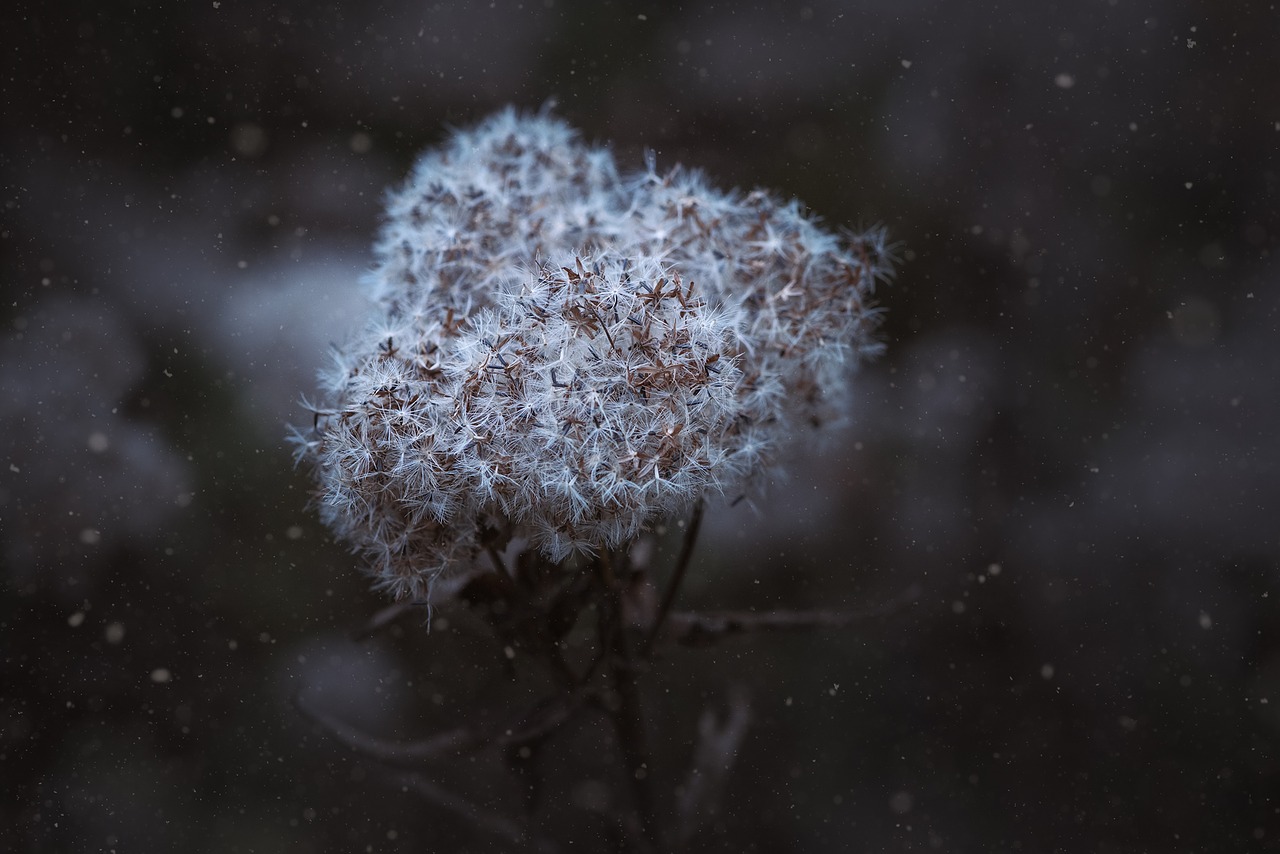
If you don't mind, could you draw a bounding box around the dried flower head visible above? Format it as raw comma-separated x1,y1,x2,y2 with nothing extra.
293,107,891,600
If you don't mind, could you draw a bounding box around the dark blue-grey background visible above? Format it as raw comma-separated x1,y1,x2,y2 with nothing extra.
3,1,1278,851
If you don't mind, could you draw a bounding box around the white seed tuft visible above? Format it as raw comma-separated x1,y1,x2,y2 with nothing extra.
293,107,891,600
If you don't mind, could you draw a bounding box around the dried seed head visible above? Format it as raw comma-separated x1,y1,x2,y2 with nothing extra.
293,107,891,600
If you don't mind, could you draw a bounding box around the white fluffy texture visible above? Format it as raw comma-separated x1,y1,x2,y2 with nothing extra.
295,108,890,600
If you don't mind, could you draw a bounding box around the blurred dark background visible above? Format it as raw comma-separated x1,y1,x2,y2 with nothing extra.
3,1,1278,851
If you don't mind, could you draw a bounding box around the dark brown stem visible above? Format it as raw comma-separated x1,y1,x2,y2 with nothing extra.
641,500,704,656
394,771,561,853
295,687,593,767
665,583,923,647
542,636,581,689
294,692,479,766
597,547,617,586
596,553,660,852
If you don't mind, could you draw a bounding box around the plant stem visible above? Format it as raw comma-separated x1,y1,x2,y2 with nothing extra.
597,553,660,852
641,500,704,656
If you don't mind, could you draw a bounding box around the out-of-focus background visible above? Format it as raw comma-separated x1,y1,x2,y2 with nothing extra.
3,1,1277,851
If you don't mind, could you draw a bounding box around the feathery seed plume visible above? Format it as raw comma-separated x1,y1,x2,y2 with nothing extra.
292,107,891,600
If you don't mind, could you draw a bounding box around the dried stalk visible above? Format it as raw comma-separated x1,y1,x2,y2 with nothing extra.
664,583,922,647
307,517,916,853
597,550,661,852
640,500,704,656
294,693,477,766
394,770,561,853
294,688,590,768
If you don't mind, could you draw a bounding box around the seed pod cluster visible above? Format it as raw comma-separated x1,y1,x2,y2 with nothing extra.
294,108,891,600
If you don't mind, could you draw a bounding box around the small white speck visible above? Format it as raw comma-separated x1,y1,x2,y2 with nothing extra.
150,667,172,684
1054,73,1075,89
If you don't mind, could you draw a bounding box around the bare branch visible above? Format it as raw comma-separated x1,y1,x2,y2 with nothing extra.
295,688,593,769
596,554,660,853
498,689,595,749
664,583,922,647
393,771,562,853
640,500,704,657
294,693,479,766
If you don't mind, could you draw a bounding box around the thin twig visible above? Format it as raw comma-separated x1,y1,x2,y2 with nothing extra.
597,547,616,586
393,771,562,853
294,693,479,766
500,689,596,749
596,554,660,852
641,500,704,657
294,689,592,767
664,583,922,647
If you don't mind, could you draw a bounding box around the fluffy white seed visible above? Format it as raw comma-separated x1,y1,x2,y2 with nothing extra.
293,107,890,600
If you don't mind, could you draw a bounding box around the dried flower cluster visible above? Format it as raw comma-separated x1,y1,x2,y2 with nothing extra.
294,107,891,600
